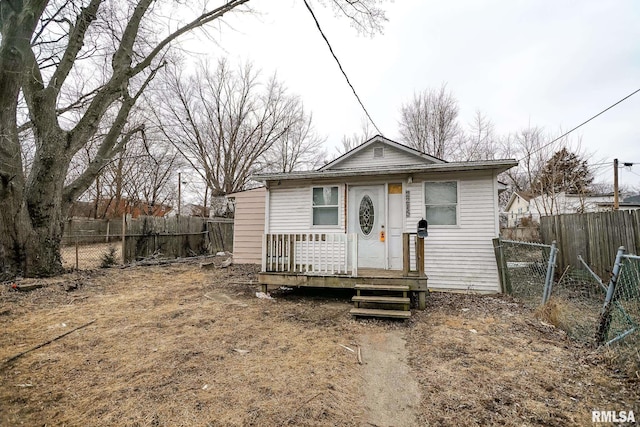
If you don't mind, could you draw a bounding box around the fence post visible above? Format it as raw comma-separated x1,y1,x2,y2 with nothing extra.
492,237,511,294
75,237,79,270
541,240,558,304
595,246,626,346
416,236,425,277
121,213,126,264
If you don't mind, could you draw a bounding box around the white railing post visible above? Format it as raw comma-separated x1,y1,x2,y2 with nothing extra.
352,233,358,277
261,234,267,272
263,232,354,276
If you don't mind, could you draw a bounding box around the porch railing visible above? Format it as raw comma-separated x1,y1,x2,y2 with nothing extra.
262,233,358,276
403,232,425,277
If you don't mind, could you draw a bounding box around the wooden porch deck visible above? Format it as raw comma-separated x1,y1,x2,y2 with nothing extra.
258,268,429,309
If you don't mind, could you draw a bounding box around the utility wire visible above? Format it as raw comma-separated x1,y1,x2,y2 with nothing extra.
522,87,640,160
302,0,382,135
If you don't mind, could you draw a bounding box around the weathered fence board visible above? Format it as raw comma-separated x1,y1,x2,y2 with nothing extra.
123,216,213,262
541,210,640,278
207,219,234,253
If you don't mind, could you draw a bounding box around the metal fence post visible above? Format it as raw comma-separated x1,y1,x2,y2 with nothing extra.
595,246,626,346
75,237,79,270
542,240,558,304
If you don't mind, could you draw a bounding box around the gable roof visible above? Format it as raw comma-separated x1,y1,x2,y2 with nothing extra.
253,159,518,183
319,135,445,171
504,191,534,212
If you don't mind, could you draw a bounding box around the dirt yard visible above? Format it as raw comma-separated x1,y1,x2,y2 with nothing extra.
1,260,638,426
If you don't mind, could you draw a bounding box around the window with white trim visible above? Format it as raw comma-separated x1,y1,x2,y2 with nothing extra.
424,181,457,225
312,186,339,225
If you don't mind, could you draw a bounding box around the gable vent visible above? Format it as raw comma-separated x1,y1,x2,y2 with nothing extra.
373,147,384,158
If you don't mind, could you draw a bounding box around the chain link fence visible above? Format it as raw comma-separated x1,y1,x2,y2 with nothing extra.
598,253,639,374
61,235,122,270
498,239,553,307
544,256,606,342
497,238,639,376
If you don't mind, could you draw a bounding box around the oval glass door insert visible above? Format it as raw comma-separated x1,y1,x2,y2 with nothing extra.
359,195,374,235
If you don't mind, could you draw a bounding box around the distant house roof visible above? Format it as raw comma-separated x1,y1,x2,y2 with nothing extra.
503,191,534,212
318,135,445,171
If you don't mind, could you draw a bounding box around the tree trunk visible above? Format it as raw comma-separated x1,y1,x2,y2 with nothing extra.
0,132,69,279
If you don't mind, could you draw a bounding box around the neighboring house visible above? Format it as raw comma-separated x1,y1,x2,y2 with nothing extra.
504,191,534,227
228,187,266,264
247,135,517,302
184,203,210,218
504,192,640,226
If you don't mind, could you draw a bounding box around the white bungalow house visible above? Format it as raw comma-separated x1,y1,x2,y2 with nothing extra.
248,136,517,316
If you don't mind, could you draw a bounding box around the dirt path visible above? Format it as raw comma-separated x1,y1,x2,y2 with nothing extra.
360,331,420,427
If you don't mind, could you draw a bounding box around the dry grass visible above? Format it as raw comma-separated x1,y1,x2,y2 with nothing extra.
406,293,639,426
1,262,638,426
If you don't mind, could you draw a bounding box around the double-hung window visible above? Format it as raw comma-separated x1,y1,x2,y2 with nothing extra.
312,186,339,226
424,181,457,225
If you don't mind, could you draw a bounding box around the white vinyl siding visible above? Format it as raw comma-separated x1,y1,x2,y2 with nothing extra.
330,142,431,170
407,172,500,293
231,188,266,264
269,185,346,233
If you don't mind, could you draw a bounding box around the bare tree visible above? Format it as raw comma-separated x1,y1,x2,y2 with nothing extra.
337,117,376,155
264,109,327,173
151,60,307,196
398,83,460,159
0,0,388,278
67,127,180,219
453,110,499,161
498,127,596,216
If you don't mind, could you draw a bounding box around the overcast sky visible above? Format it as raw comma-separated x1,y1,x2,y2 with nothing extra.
183,0,640,190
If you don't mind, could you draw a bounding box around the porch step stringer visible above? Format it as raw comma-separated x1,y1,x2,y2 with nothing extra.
350,284,412,319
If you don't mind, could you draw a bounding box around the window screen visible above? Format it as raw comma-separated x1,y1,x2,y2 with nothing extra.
312,186,339,225
424,181,457,225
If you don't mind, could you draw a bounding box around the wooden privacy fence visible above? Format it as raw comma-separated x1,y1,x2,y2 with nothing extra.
540,210,640,278
207,218,234,253
122,216,233,263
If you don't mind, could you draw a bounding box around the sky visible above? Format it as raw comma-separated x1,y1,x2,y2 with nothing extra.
180,0,640,191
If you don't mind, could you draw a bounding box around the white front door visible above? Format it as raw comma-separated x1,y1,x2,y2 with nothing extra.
348,185,385,269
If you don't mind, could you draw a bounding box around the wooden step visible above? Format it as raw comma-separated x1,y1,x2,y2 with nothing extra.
352,296,410,304
350,308,411,319
354,284,410,292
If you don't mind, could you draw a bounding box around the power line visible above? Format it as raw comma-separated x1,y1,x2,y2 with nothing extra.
522,87,640,160
302,0,382,135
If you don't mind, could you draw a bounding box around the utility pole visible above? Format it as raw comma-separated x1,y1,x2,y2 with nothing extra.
178,172,182,217
613,158,619,210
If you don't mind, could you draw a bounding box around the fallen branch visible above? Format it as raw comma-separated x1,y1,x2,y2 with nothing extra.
339,344,355,353
1,319,96,368
357,345,363,365
557,265,571,285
